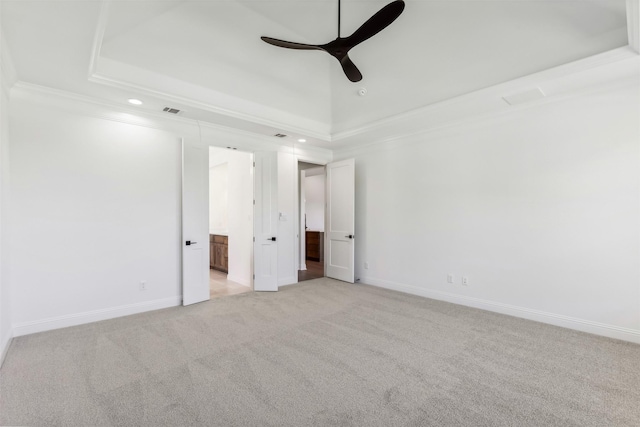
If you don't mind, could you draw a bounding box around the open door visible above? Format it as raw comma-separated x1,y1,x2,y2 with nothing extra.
299,169,307,271
182,140,211,305
325,158,355,283
253,151,278,291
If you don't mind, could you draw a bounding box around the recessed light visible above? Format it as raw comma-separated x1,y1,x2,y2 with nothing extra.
128,98,143,105
298,138,307,143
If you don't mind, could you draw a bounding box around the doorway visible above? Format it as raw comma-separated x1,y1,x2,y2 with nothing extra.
208,147,253,298
183,143,355,304
298,161,326,282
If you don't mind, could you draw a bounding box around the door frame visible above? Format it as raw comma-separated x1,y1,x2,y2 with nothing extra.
299,169,307,272
182,131,333,300
294,156,328,283
208,146,255,290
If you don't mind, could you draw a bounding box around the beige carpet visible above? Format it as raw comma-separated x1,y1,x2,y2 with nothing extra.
1,278,639,426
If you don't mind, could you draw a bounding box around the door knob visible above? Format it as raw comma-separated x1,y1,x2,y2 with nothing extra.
267,237,277,241
345,235,354,239
186,240,197,246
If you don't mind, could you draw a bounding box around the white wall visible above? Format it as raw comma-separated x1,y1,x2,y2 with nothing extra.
9,98,182,334
209,162,228,234
0,82,333,338
0,21,13,363
304,173,325,231
338,81,640,342
3,80,637,345
209,147,252,287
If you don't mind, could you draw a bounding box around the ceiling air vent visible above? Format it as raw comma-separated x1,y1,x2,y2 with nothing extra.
162,107,182,115
274,133,287,138
502,88,546,106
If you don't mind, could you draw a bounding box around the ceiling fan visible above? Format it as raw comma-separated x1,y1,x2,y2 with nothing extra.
261,0,405,83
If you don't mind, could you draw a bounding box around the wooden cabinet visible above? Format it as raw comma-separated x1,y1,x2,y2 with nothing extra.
210,234,228,273
305,231,324,262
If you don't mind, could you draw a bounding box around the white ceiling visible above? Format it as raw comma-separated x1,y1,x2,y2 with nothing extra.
0,0,631,148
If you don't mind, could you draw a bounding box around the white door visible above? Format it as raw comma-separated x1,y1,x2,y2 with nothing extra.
182,140,210,305
254,151,278,291
325,158,355,283
299,170,307,271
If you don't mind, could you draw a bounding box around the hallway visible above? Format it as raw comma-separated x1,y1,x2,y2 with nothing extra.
298,260,324,282
210,269,251,299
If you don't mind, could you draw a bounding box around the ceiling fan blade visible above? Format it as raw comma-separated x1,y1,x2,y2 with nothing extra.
345,0,405,48
339,55,363,82
260,0,405,83
261,36,323,51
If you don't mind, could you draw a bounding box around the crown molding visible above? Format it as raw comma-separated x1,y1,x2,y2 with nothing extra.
196,116,331,157
87,0,110,78
85,0,638,150
87,0,332,143
332,73,639,161
84,46,638,158
89,60,332,142
330,47,638,148
27,45,636,163
80,0,640,151
628,0,640,53
89,46,637,151
10,81,334,160
0,29,17,96
12,81,197,135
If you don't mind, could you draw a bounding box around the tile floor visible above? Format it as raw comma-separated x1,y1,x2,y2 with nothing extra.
209,269,252,299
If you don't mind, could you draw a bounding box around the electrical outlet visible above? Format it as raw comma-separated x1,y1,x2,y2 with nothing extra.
364,262,369,269
139,281,147,291
447,274,454,284
462,276,469,286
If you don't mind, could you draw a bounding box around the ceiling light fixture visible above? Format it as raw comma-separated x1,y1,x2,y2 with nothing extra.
298,138,307,143
128,98,143,105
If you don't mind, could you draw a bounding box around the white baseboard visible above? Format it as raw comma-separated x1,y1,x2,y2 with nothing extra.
227,274,251,288
359,276,640,344
0,329,13,368
12,296,182,337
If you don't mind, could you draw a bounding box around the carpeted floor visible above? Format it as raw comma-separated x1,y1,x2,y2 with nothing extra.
1,278,639,426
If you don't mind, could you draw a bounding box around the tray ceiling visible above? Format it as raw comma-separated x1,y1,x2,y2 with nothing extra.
1,0,631,147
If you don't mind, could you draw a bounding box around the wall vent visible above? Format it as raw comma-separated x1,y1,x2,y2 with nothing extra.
274,133,287,138
162,107,182,114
